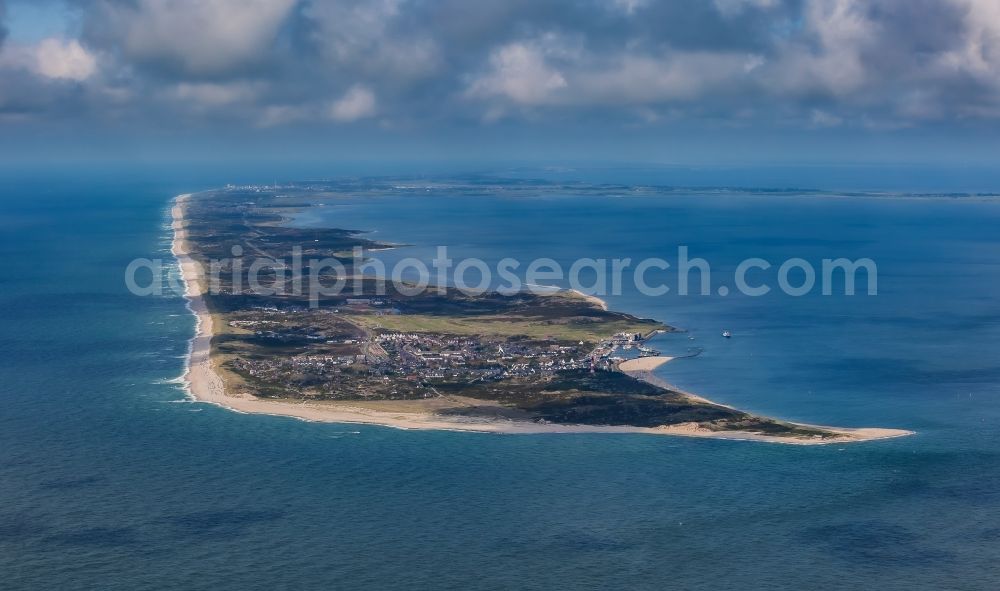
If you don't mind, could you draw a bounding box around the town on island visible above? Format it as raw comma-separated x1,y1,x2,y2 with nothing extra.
171,183,912,444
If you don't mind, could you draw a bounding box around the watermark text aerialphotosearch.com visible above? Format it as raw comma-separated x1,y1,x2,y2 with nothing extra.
127,246,877,304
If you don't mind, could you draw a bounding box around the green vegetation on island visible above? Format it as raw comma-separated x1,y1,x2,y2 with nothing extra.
180,185,844,440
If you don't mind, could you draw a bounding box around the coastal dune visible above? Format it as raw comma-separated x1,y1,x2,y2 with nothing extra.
171,194,912,444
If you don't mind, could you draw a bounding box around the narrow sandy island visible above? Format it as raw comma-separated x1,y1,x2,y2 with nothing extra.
172,195,912,445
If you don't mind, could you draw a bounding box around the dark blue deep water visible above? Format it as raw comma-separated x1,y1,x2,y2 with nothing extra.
2,174,999,590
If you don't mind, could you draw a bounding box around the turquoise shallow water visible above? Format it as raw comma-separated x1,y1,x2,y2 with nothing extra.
1,174,999,590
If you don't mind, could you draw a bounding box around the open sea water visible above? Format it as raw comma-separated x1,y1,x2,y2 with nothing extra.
1,172,999,590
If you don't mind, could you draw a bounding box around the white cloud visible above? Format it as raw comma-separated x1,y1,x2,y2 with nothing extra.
172,81,260,106
466,41,568,105
6,0,1000,130
573,52,757,104
767,0,875,97
305,0,440,82
937,0,1000,85
809,109,843,128
743,54,766,73
611,0,650,15
713,0,777,18
467,35,757,109
328,85,376,121
106,0,296,76
35,38,97,81
257,104,310,127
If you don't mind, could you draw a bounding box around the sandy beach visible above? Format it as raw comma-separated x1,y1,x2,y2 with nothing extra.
618,356,674,372
172,194,912,444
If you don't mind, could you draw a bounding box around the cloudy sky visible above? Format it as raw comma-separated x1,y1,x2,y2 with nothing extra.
2,0,1000,166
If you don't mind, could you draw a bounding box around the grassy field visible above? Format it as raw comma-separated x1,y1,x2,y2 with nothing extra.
348,313,660,343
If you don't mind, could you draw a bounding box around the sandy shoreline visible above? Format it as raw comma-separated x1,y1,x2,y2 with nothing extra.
618,356,674,372
171,194,912,444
